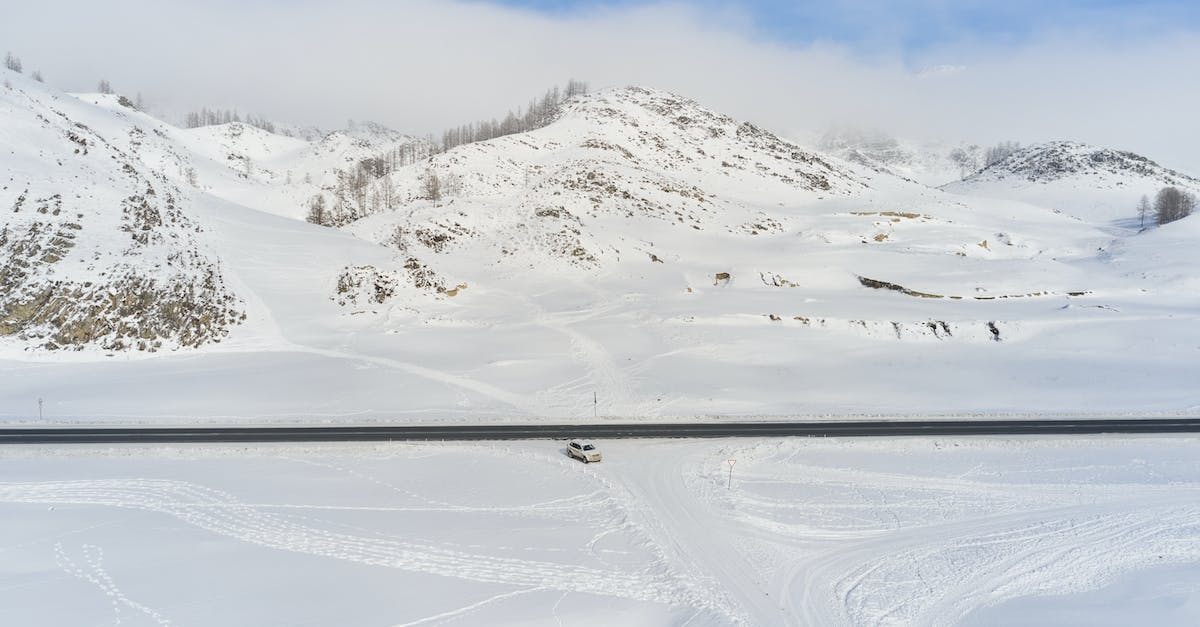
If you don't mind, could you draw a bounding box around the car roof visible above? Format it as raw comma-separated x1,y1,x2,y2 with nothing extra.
569,439,595,445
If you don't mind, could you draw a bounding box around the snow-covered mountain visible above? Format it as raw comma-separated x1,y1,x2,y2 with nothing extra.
943,141,1200,225
338,86,874,293
1,69,1198,420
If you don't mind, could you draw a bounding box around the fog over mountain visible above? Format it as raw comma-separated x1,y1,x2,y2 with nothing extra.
3,0,1198,173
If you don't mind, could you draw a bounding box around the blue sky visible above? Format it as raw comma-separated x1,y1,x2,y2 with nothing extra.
480,0,1200,57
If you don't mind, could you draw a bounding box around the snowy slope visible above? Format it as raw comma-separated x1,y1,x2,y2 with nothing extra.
75,92,431,221
1,73,1199,420
943,141,1200,226
0,76,244,353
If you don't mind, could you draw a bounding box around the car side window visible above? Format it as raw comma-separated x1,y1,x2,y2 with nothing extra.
570,442,580,449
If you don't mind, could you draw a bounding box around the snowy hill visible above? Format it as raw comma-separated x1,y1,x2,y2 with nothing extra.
1,72,1199,420
180,119,431,221
0,77,244,352
342,88,1105,306
338,86,874,284
943,141,1200,225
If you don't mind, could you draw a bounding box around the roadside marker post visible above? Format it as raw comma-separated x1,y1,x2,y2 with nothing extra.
727,458,736,489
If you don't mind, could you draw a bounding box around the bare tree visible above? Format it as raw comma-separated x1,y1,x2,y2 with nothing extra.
31,70,44,83
98,79,113,94
305,194,328,226
948,146,982,178
1155,186,1196,226
4,52,22,73
1137,194,1151,230
565,78,589,98
442,172,463,198
375,175,397,210
421,169,442,201
983,141,1021,168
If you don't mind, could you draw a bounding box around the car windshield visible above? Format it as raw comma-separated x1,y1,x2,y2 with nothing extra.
583,444,595,450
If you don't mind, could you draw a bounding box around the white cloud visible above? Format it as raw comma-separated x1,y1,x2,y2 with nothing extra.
915,64,967,79
3,0,1198,172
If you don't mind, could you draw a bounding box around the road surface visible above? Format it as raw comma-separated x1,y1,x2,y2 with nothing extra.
2,418,1200,443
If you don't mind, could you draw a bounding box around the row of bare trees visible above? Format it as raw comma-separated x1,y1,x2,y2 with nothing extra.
438,79,588,152
303,82,596,228
305,79,586,228
948,141,1022,178
304,173,403,228
5,51,44,83
184,108,278,133
983,141,1022,168
1138,187,1196,228
367,142,437,174
305,165,462,227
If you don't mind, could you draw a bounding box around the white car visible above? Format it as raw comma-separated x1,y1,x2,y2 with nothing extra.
567,439,602,463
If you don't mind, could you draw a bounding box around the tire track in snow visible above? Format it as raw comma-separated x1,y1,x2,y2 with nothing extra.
280,456,606,522
518,291,643,417
706,443,1200,627
391,587,543,627
2,479,696,606
294,345,548,415
665,439,1200,627
601,441,774,626
820,500,1200,626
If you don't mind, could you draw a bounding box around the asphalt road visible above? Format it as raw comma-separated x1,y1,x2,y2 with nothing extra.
2,418,1200,443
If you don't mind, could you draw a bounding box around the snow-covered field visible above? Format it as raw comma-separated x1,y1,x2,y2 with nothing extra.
3,436,1199,626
